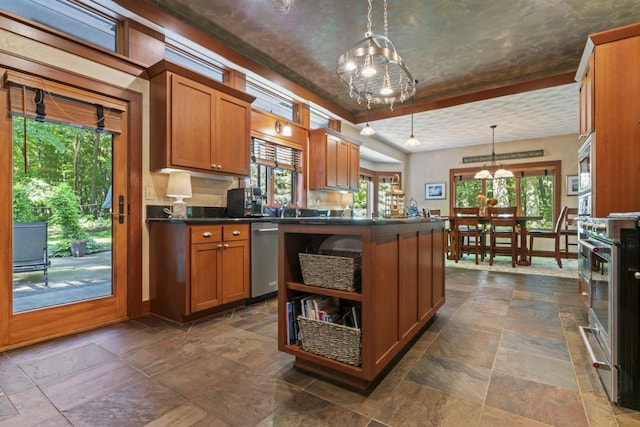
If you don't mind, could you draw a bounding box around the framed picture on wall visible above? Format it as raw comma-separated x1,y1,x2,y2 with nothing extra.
425,182,446,200
567,175,579,196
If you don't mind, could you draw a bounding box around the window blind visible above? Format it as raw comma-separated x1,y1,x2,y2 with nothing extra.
251,138,301,171
5,71,124,133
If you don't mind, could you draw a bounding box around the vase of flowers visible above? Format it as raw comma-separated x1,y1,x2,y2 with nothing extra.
476,194,487,216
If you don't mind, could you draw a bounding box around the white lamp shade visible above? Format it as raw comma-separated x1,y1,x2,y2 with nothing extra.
404,135,420,147
166,172,192,198
360,123,375,136
493,168,514,178
474,169,493,179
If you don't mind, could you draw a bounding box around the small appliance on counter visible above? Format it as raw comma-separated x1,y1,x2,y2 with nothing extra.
226,188,264,217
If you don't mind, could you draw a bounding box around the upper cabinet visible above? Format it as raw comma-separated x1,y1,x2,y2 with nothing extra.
576,23,640,217
148,60,255,176
578,52,594,141
309,128,361,192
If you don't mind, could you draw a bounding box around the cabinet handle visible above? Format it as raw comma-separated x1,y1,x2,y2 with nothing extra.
217,244,223,248
217,164,222,170
202,232,212,238
232,230,241,236
223,243,229,249
211,164,218,169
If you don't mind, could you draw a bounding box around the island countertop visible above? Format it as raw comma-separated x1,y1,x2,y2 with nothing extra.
275,216,446,225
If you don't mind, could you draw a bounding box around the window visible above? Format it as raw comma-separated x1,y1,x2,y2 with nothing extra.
309,108,331,129
249,138,301,206
355,170,402,218
0,0,118,51
165,47,225,82
353,174,373,218
451,160,561,228
246,82,294,121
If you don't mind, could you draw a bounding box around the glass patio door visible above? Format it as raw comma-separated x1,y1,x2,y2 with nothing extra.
11,118,116,313
1,75,128,349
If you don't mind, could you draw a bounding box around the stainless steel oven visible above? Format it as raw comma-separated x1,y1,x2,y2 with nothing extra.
579,213,640,409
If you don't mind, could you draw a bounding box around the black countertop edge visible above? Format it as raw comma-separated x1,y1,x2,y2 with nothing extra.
275,217,446,225
147,217,276,223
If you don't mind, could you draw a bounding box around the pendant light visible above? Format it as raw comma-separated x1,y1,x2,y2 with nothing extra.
404,87,420,147
474,125,514,179
360,107,375,136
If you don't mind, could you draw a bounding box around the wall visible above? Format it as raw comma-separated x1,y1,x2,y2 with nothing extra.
405,133,581,216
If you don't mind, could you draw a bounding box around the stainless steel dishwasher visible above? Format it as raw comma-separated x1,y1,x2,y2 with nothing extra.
248,221,278,303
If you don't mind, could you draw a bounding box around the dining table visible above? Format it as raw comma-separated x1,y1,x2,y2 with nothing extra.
443,215,543,266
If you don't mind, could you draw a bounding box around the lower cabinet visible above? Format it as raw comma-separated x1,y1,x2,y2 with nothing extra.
149,221,249,323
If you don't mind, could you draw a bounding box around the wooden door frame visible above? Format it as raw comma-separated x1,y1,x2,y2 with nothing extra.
0,54,143,350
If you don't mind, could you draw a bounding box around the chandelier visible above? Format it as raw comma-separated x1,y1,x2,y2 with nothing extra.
337,0,416,109
474,125,514,179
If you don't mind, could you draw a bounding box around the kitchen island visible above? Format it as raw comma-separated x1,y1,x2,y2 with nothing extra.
277,217,446,390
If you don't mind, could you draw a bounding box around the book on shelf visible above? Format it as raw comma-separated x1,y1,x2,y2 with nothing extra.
290,293,360,330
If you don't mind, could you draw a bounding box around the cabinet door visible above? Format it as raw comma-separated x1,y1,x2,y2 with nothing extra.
325,135,338,188
336,139,350,188
221,240,249,303
170,74,215,171
579,53,594,139
349,143,360,191
432,228,446,306
214,93,251,175
190,242,221,312
398,232,419,340
418,229,434,320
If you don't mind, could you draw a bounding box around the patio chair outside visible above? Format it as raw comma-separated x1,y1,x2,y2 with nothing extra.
13,221,51,286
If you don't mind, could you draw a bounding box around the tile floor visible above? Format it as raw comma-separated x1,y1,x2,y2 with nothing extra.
1,268,640,426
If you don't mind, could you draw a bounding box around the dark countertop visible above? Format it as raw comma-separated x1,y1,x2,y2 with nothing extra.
276,217,446,225
146,217,276,223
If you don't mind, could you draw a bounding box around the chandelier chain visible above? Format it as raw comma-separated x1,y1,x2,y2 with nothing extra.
383,0,389,46
366,0,372,35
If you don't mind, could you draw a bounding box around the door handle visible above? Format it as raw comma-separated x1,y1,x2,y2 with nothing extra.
118,195,125,224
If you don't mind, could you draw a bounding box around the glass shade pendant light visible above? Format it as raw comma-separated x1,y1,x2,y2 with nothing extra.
360,106,376,136
337,0,416,110
474,125,514,179
404,88,420,147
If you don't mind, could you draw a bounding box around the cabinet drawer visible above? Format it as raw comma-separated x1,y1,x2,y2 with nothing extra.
190,226,222,244
223,224,249,241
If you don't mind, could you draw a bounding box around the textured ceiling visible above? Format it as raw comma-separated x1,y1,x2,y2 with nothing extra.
144,0,640,157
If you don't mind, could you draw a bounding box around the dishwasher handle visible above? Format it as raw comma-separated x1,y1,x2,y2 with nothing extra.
254,227,279,232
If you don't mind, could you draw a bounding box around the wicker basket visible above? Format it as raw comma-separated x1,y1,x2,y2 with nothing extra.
298,251,361,292
297,316,362,366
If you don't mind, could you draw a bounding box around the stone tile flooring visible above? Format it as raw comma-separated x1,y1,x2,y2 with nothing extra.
2,268,640,426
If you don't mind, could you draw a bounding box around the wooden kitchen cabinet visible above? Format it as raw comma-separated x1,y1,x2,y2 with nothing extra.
149,221,249,323
148,60,255,176
277,219,446,390
578,52,594,141
309,128,361,191
577,24,640,217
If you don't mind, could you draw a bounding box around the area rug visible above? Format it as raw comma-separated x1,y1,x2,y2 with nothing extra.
446,255,578,279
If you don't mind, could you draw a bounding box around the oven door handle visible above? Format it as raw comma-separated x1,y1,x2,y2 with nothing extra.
580,239,611,255
578,326,612,371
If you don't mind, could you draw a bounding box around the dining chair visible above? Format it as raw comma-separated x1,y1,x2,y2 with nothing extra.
487,206,518,267
527,206,569,268
561,207,578,257
452,207,486,264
